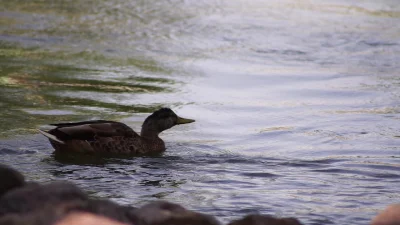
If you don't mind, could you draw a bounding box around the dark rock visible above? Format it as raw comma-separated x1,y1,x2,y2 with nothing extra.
0,201,84,225
0,181,88,216
134,201,220,225
0,164,25,197
0,198,138,225
228,214,304,225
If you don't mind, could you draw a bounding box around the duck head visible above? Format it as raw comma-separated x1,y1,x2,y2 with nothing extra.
141,108,195,138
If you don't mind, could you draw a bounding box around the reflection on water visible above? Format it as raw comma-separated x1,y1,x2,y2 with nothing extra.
1,0,400,225
0,40,175,137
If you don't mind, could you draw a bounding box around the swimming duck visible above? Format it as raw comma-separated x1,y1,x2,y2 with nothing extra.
38,108,195,155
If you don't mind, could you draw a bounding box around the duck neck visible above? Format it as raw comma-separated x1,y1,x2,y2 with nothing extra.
140,126,160,140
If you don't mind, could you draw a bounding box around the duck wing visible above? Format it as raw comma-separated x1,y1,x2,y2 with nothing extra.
48,120,139,142
49,120,113,127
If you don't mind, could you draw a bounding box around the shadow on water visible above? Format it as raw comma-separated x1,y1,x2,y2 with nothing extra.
47,150,167,166
47,152,117,166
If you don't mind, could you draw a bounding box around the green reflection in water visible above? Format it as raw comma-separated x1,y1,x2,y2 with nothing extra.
0,41,174,138
0,0,190,138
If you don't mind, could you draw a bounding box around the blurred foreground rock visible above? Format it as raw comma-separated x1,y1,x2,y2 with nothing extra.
371,204,400,225
0,164,25,197
55,213,128,225
134,201,220,225
228,214,303,225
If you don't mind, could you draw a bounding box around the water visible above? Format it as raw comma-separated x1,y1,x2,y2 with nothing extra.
1,0,400,224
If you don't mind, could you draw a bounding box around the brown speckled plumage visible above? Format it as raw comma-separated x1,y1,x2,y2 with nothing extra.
39,108,195,155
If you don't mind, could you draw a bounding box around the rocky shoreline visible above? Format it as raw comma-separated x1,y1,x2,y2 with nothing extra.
0,164,398,225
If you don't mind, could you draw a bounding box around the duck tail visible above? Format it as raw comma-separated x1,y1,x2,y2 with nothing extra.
37,129,66,144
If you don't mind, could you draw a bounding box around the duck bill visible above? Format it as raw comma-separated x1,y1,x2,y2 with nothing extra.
176,116,195,125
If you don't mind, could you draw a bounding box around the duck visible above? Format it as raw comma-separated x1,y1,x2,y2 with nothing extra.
38,108,195,155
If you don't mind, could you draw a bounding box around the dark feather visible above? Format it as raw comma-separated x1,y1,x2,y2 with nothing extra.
50,120,114,127
49,121,138,141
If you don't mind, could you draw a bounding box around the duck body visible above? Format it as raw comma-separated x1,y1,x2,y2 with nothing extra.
46,120,165,155
38,108,195,155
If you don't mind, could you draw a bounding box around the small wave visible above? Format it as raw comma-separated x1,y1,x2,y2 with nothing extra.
0,148,38,155
360,40,398,47
240,172,279,178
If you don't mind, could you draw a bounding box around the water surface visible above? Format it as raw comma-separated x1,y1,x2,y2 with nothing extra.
1,1,400,224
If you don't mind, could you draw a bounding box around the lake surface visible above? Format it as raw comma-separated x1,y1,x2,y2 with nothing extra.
1,0,399,224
